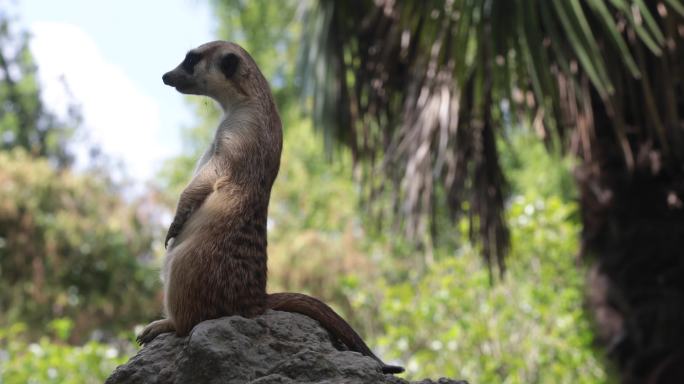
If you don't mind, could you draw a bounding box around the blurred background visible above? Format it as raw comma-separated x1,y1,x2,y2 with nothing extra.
1,0,683,383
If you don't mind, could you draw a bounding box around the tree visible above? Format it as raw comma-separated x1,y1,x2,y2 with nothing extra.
0,149,164,341
303,1,684,382
0,11,77,166
0,12,162,342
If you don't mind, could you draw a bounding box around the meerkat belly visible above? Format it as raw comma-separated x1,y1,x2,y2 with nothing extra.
161,187,233,282
164,187,268,326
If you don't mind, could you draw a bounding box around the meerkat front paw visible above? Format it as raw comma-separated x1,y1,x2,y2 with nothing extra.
137,319,175,345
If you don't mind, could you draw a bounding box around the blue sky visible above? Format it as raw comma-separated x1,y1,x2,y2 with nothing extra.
15,0,217,181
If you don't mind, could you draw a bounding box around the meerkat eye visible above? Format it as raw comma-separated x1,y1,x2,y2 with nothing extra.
182,52,202,74
220,53,240,79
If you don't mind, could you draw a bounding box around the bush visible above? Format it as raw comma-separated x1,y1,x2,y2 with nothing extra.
0,149,161,341
0,320,135,384
355,194,606,382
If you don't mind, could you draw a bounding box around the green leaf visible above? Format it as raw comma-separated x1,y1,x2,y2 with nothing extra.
604,0,663,54
663,0,684,16
551,0,610,97
585,0,641,78
634,0,665,45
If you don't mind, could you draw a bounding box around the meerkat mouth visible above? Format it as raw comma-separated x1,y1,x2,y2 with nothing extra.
174,84,192,93
162,71,193,92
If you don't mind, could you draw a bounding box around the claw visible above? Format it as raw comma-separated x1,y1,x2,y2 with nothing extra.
137,319,175,345
165,208,191,249
137,328,153,345
164,221,181,249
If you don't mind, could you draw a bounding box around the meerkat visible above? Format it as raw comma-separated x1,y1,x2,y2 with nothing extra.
137,41,403,375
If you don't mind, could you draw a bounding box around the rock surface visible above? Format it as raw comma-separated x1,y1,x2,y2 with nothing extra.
106,311,466,384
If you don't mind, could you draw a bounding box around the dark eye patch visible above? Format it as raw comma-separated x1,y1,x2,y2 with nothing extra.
181,52,202,74
220,53,240,79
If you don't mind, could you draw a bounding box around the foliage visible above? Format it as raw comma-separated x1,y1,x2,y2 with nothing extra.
0,13,162,343
500,131,577,202
0,321,133,384
361,194,605,382
0,12,78,166
302,2,684,380
301,0,684,275
293,135,604,382
267,108,377,313
267,109,608,383
0,14,162,383
0,149,162,341
269,121,610,382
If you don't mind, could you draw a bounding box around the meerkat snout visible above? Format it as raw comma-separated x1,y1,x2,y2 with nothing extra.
162,69,194,92
161,72,176,86
161,72,172,85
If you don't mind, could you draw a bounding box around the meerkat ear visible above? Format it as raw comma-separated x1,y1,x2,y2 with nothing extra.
220,53,240,79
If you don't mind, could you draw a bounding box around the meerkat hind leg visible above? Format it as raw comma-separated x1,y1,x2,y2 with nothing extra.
137,318,176,345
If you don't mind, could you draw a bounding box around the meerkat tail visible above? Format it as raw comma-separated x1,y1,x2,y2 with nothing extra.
266,292,404,374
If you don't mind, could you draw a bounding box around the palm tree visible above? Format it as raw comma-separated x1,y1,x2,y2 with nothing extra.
302,1,684,382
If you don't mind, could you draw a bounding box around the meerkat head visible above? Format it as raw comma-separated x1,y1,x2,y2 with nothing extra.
162,41,260,110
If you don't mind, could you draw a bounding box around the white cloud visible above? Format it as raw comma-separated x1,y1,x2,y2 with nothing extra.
28,22,169,182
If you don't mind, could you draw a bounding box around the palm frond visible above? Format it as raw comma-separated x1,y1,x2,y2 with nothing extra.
301,0,684,277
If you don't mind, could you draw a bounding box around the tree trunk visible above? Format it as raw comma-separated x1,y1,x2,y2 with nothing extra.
578,103,684,383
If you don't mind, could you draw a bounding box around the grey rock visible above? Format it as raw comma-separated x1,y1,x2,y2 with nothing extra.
106,310,467,384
